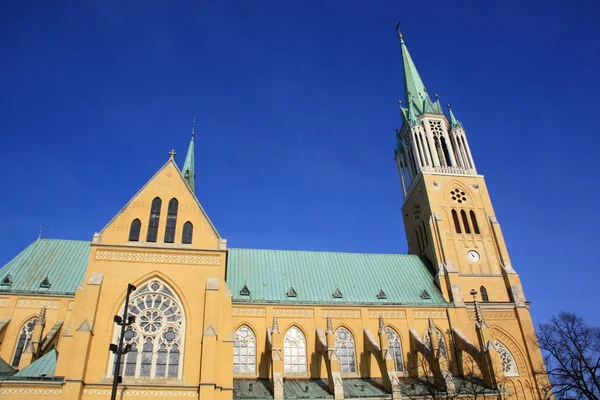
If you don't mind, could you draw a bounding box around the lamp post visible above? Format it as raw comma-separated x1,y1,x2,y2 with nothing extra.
109,283,136,400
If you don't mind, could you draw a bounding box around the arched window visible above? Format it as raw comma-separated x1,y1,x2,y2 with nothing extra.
234,325,256,374
440,137,453,167
461,210,471,234
284,326,307,374
451,210,462,234
480,286,489,302
129,219,141,242
335,327,357,374
182,222,193,244
146,197,162,242
111,279,184,379
164,198,178,243
424,328,448,358
12,318,38,367
494,340,518,376
470,210,480,234
434,137,447,167
385,327,404,371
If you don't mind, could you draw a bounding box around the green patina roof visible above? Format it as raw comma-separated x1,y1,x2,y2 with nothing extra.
227,248,446,305
13,349,57,379
399,35,433,114
0,239,90,295
182,134,195,193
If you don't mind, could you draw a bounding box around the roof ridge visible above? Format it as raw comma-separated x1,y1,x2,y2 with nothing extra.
229,247,418,257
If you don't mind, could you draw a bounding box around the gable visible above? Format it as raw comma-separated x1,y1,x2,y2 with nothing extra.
98,158,222,250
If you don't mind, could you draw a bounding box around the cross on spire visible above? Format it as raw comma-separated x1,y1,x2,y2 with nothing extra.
192,117,196,136
169,149,177,158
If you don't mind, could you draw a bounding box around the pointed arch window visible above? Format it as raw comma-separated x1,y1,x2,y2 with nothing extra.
110,279,184,379
182,222,193,244
234,325,256,374
480,286,489,303
451,210,462,234
470,210,480,234
424,328,448,358
12,318,38,367
494,340,518,376
434,137,447,167
147,197,162,242
164,198,178,243
335,326,357,374
440,137,453,167
129,219,141,242
385,327,404,371
460,210,471,234
284,326,307,374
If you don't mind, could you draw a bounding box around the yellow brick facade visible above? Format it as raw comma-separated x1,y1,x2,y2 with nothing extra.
0,36,549,400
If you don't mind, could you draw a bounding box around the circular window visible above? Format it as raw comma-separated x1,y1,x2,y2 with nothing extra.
139,309,164,335
450,189,467,203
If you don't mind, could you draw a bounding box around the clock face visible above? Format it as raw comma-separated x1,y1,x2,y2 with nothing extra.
467,250,480,262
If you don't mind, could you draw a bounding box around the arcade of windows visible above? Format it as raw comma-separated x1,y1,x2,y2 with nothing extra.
232,325,409,376
128,197,194,244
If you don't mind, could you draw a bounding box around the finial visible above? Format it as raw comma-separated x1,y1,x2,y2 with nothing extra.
395,128,399,133
326,316,334,334
192,117,196,136
428,316,435,332
378,315,385,334
169,149,177,159
447,104,451,109
395,22,403,39
272,316,280,334
470,289,485,327
40,306,47,327
38,223,44,239
435,93,439,98
398,99,402,105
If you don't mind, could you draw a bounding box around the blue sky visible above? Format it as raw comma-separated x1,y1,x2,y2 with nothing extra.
1,1,599,326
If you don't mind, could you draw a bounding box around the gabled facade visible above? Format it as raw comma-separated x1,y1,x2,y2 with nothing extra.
0,31,548,400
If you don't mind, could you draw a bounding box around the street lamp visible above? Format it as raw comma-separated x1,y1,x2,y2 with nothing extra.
109,283,136,400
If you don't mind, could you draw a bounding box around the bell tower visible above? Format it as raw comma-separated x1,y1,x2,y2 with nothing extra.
394,29,526,307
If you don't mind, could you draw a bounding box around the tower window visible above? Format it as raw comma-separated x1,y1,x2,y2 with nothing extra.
147,197,162,242
451,210,462,234
128,219,141,242
480,286,489,302
450,189,467,203
470,210,480,234
182,221,193,244
440,137,453,167
461,210,471,234
164,198,179,243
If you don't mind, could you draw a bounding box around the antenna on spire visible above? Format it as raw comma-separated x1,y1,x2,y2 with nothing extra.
38,223,44,239
192,117,196,136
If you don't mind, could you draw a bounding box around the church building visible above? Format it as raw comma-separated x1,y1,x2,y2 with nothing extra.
0,31,548,400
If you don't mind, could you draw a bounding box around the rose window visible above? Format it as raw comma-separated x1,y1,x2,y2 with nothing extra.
450,188,467,203
111,279,184,379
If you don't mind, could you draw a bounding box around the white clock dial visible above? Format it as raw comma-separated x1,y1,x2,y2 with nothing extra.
467,250,480,262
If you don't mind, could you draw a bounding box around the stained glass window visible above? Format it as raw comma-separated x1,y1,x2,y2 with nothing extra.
283,326,306,374
129,219,141,242
182,222,193,244
234,325,256,374
494,340,518,376
147,197,162,242
12,318,38,367
110,279,184,379
164,198,178,243
335,327,356,374
385,327,404,371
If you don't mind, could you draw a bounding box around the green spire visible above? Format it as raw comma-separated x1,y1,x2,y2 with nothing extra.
447,104,463,129
398,31,434,113
182,118,196,192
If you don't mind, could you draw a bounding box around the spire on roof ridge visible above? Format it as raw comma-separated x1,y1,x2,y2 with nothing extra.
447,104,463,129
396,26,434,114
182,118,196,193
